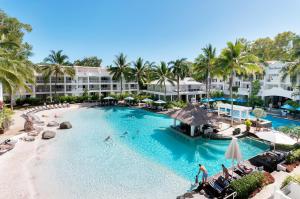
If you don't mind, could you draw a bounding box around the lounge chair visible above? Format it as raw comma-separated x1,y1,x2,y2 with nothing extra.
204,177,233,198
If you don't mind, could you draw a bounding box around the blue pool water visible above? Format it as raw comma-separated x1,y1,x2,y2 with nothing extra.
30,107,269,199
264,114,300,128
221,107,300,128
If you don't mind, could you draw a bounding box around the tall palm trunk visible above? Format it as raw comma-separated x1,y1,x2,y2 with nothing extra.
205,69,210,103
207,69,210,100
164,81,167,100
120,76,123,94
54,73,58,99
137,76,141,94
10,94,13,110
177,76,180,101
230,72,234,126
0,82,3,102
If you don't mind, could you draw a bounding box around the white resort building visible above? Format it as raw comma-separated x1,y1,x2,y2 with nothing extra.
2,66,138,100
1,61,299,106
143,77,205,101
210,61,300,107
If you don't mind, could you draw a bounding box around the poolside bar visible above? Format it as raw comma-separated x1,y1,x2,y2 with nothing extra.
168,104,212,137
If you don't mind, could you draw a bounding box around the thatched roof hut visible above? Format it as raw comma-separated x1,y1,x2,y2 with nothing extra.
168,104,213,136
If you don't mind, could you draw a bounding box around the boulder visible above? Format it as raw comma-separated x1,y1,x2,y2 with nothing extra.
60,121,72,129
47,121,59,127
24,120,34,132
42,130,56,139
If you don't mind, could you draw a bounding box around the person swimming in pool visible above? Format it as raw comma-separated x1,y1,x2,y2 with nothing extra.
120,131,128,138
197,164,208,184
104,136,111,142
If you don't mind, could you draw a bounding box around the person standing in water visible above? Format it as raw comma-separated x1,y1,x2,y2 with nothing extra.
197,164,208,184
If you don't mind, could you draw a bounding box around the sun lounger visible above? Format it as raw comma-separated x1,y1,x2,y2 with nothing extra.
249,153,283,172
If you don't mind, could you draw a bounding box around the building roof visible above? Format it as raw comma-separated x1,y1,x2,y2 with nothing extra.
149,77,202,86
167,104,212,126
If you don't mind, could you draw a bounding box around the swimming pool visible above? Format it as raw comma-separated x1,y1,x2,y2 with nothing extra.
264,114,300,128
221,107,300,128
30,107,269,199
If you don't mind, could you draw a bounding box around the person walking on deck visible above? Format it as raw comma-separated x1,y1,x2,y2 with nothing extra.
197,164,208,184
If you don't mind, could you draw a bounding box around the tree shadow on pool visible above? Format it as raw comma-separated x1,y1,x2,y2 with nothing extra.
151,128,230,164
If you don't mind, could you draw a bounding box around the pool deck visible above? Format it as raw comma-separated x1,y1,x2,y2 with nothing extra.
178,160,257,199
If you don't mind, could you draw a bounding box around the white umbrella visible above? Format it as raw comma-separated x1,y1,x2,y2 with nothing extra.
225,137,243,175
103,96,114,100
124,96,134,101
154,100,166,104
142,98,153,103
255,130,296,150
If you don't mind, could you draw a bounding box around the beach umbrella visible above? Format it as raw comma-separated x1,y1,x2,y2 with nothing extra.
124,96,134,101
154,100,166,104
255,130,296,148
103,96,114,100
142,98,153,103
226,98,237,102
213,97,226,101
225,137,243,175
281,104,295,111
236,98,247,103
201,98,215,103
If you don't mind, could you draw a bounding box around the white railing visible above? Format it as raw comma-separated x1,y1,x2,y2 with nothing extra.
224,191,237,199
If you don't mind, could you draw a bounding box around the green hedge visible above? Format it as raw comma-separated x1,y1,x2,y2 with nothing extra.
15,98,43,106
286,148,300,164
230,171,264,199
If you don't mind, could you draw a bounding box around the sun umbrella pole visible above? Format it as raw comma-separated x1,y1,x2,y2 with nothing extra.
232,159,234,176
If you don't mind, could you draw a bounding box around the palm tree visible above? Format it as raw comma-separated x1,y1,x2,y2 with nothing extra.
281,36,300,91
153,61,175,100
132,57,151,93
218,40,263,126
193,44,216,101
169,58,189,101
108,53,131,94
0,37,35,109
41,50,75,100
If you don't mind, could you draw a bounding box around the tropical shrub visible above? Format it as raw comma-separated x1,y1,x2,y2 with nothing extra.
15,98,43,106
0,107,13,132
230,171,264,199
170,100,187,108
281,175,300,188
277,126,300,141
275,144,296,152
210,91,224,98
286,148,300,164
252,108,266,120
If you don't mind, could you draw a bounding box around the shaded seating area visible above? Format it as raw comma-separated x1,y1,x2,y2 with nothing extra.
249,151,286,172
167,104,213,137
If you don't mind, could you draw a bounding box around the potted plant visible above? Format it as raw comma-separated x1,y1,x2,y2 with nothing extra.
245,119,252,132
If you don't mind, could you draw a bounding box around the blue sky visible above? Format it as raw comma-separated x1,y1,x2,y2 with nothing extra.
1,0,300,66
